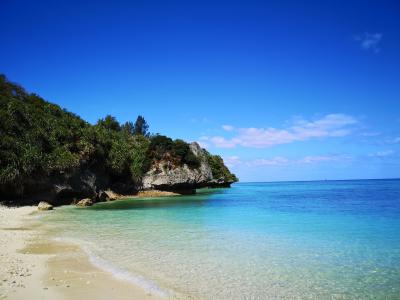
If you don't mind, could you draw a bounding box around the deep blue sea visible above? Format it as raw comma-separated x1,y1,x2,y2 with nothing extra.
42,179,400,299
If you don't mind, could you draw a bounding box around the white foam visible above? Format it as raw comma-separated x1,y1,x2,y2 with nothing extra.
53,237,170,298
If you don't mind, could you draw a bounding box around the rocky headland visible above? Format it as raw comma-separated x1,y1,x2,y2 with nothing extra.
0,75,238,208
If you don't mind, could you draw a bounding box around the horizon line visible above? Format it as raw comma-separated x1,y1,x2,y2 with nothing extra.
234,177,400,184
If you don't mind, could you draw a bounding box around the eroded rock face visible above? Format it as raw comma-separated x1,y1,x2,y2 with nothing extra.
37,201,53,211
98,190,119,202
76,198,94,207
0,168,110,207
51,169,109,205
142,142,213,191
1,142,235,207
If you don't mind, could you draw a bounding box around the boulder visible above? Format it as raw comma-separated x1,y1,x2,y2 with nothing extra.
76,198,94,207
37,201,53,211
98,190,119,202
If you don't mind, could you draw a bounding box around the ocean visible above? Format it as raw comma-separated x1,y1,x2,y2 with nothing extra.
41,179,400,299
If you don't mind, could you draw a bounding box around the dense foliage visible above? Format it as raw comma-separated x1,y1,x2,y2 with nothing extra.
205,152,238,183
0,75,88,194
0,75,223,197
133,115,149,136
147,135,200,168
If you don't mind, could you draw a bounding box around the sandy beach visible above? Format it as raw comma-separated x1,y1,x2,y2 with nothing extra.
0,205,164,300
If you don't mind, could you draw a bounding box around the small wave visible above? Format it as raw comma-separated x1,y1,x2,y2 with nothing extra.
53,236,170,298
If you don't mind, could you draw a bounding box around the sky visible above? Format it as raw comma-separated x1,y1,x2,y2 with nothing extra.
1,0,400,182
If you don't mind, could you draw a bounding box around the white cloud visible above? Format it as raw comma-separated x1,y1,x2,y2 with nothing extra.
210,136,238,148
392,137,400,144
206,114,358,149
360,131,381,137
199,136,209,141
225,155,350,168
223,156,242,168
197,141,210,149
369,150,395,157
222,125,234,131
355,33,383,53
246,157,289,166
298,155,350,164
381,137,400,145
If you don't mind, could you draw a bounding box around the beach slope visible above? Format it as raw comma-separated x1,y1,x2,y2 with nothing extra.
0,206,163,300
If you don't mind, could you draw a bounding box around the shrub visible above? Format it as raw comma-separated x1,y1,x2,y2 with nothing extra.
148,135,174,160
130,135,151,180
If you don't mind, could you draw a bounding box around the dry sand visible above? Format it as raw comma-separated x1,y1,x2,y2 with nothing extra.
0,205,164,300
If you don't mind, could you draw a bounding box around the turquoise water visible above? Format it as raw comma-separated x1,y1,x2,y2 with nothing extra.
42,180,400,299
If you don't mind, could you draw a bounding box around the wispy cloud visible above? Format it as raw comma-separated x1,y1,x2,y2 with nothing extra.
224,154,351,168
209,136,237,148
203,114,358,149
390,137,400,144
355,32,383,53
298,155,351,164
378,136,400,145
222,125,234,131
246,157,289,166
190,117,210,124
197,141,210,148
368,150,395,157
223,156,242,168
360,131,381,137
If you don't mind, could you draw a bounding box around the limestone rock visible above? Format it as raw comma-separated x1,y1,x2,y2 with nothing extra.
37,202,53,211
98,190,119,202
208,178,233,188
137,190,180,197
76,198,94,207
142,142,213,191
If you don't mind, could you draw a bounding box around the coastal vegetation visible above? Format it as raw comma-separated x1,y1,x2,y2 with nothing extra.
205,152,238,183
0,75,237,205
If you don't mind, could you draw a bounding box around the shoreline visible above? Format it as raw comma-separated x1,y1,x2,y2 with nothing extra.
0,205,165,300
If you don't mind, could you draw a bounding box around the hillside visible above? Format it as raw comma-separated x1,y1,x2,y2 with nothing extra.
0,75,237,206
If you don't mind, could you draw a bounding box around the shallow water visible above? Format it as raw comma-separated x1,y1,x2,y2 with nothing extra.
42,180,400,299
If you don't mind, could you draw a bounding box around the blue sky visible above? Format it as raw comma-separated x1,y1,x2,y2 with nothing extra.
1,0,399,181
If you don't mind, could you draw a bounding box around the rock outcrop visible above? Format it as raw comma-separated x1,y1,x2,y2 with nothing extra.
2,142,236,206
142,142,213,192
37,202,53,211
98,190,119,202
208,178,235,188
137,190,181,197
76,198,94,207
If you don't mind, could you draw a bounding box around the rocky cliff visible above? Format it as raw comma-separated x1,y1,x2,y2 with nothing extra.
0,75,238,206
1,142,235,206
142,143,213,192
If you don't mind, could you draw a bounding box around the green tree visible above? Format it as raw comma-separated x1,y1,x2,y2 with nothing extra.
106,136,133,176
205,152,238,182
134,115,149,136
130,135,151,182
121,121,135,136
96,115,121,131
173,139,200,168
148,135,173,160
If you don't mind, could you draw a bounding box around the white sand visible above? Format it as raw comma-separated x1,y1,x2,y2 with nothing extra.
0,205,164,300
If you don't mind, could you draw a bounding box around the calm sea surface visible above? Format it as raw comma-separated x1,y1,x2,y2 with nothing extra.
41,180,400,299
